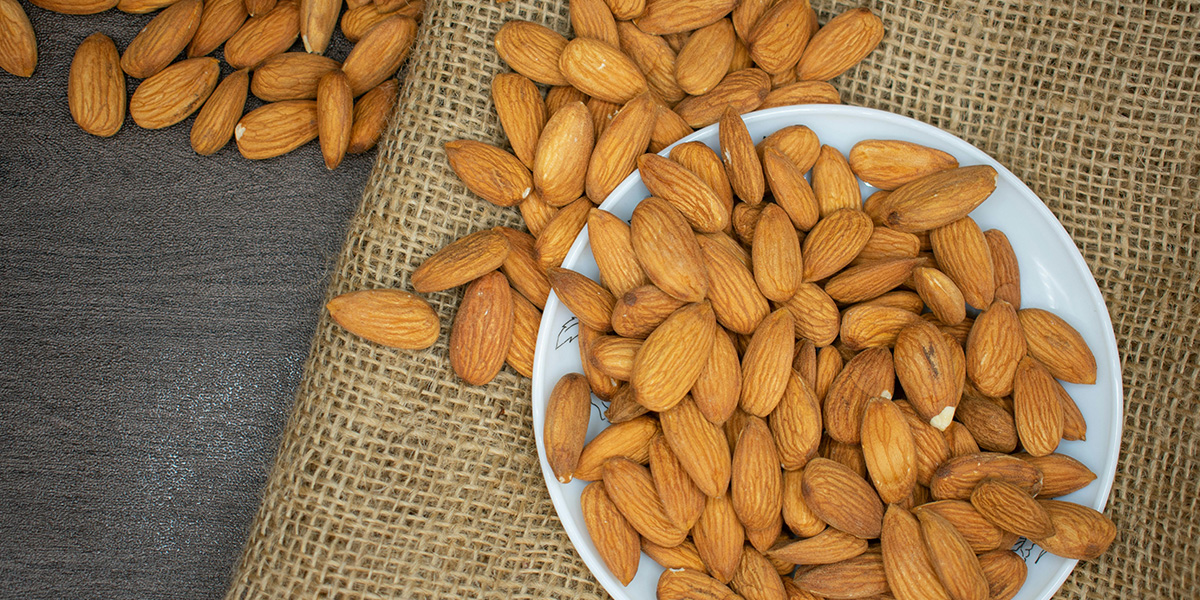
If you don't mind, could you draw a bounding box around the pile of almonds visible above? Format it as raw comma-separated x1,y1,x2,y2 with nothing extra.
0,0,419,167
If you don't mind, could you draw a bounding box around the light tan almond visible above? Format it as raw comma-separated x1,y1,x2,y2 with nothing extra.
657,568,740,600
692,324,742,424
649,435,706,531
494,20,569,86
519,191,557,238
825,257,924,304
68,33,123,137
731,546,788,600
730,416,783,530
930,216,995,309
129,57,219,130
633,303,717,411
674,68,771,128
121,0,203,79
694,492,745,583
534,101,594,207
234,99,318,158
585,94,654,203
894,319,964,430
860,396,917,503
779,282,839,347
752,204,803,302
339,4,391,42
411,228,509,293
614,21,684,104
642,538,707,571
854,227,922,265
638,153,729,233
763,148,819,231
535,196,591,269
758,124,820,172
581,481,639,585
570,0,619,45
449,271,513,385
917,509,990,600
971,478,1055,539
342,15,416,95
558,37,647,104
769,372,821,470
930,452,1044,501
985,229,1021,308
603,457,688,547
976,550,1026,600
326,288,439,349
720,106,766,205
544,372,593,483
866,165,998,233
649,100,694,152
443,140,532,207
630,197,710,303
587,209,647,299
548,268,616,333
505,289,540,378
914,499,1013,554
1018,308,1097,385
224,0,301,70
190,68,249,156
300,0,338,54
839,304,920,351
575,415,659,481
675,18,736,96
250,51,340,102
812,144,861,217
881,505,953,600
795,7,883,81
913,267,966,326
1032,499,1116,560
849,139,959,191
634,0,737,35
782,467,826,536
491,73,546,169
346,78,398,154
316,70,352,169
964,299,1026,396
822,347,894,444
955,392,1018,454
1012,356,1065,457
801,457,883,539
660,394,731,498
801,208,874,281
794,550,890,599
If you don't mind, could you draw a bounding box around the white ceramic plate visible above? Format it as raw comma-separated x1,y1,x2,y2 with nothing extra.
531,104,1122,600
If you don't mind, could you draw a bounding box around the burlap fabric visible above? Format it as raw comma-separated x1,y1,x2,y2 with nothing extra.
227,0,1199,597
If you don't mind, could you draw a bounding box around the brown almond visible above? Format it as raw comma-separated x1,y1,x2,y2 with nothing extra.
492,73,546,169
731,416,783,530
758,124,821,173
1018,308,1097,385
779,283,840,347
914,499,1013,554
692,324,742,424
801,457,883,539
930,216,996,309
633,303,717,411
985,229,1021,308
801,208,875,281
894,319,964,430
117,0,175,13
603,457,688,547
1015,452,1096,498
858,289,925,313
300,0,338,54
854,227,922,265
849,139,959,191
812,144,861,217
245,0,277,16
634,0,737,35
794,550,889,599
752,204,803,302
930,452,1044,501
823,347,894,444
771,527,867,566
494,227,550,310
642,538,707,571
544,372,593,483
535,197,591,269
745,513,784,554
739,309,795,417
965,299,1026,396
120,0,203,79
316,70,352,169
342,15,417,95
913,267,966,325
760,80,841,109
782,467,826,537
188,0,248,57
661,394,731,498
675,18,736,96
611,284,685,339
614,21,684,104
658,568,740,600
1032,499,1116,560
494,20,569,86
970,478,1055,539
731,546,788,600
1012,356,1065,457
916,509,990,600
955,392,1019,453
545,85,588,117
769,372,822,471
839,304,920,351
860,396,917,503
895,400,953,487
519,191,557,238
732,202,764,245
976,550,1026,600
68,33,124,137
825,257,924,304
581,481,640,585
250,52,340,102
587,209,647,299
672,142,735,215
570,0,619,45
720,106,766,205
881,505,953,600
506,289,540,378
224,0,301,70
326,288,439,349
586,94,655,204
867,165,998,233
650,435,706,531
694,492,745,583
795,7,883,81
411,228,510,293
346,78,399,154
649,101,694,152
605,384,647,424
673,68,771,128
129,57,219,130
763,148,820,231
190,68,249,156
575,415,659,481
747,0,812,74
638,153,730,233
548,268,616,333
339,4,391,43
631,197,710,303
559,37,647,104
449,271,513,385
27,0,116,13
582,324,621,401
534,101,594,207
234,99,318,159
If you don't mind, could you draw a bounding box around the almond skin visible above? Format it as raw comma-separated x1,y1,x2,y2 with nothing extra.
494,20,570,86
801,458,884,539
880,505,953,600
854,227,922,265
913,266,966,326
693,492,745,583
581,481,640,585
443,140,532,207
190,68,249,156
449,271,513,385
492,73,546,169
188,0,249,57
1018,308,1098,384
866,165,998,233
411,228,510,294
578,326,618,399
631,197,710,303
747,0,812,74
347,78,399,154
250,52,341,102
812,144,860,216
602,457,688,547
558,37,647,104
535,197,590,269
758,124,821,173
849,139,959,190
649,101,694,152
641,538,707,572
675,18,736,96
326,289,439,349
649,435,706,531
895,399,953,487
130,57,220,130
570,0,619,45
120,0,203,79
574,415,659,481
316,70,353,169
795,7,884,81
673,68,771,128
534,101,594,207
970,477,1055,539
342,15,417,95
68,33,124,137
224,0,301,70
340,4,393,42
839,303,920,351
0,0,37,77
587,209,647,300
1012,356,1065,457
955,392,1019,453
234,99,319,159
586,94,655,204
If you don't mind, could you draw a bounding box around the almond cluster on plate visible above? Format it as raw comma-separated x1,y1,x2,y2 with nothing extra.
0,0,418,167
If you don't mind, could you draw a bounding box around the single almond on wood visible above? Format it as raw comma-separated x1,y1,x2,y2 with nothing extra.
235,99,318,158
120,0,203,79
190,68,249,156
68,33,124,137
130,57,220,130
411,228,510,293
0,0,37,78
326,288,439,349
449,271,513,385
544,372,593,483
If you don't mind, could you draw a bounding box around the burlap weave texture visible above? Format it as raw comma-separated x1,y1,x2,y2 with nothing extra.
228,0,1198,598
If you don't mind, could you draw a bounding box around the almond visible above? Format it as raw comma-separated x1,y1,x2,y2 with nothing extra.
442,140,533,207
316,70,352,169
858,289,925,313
339,4,391,43
910,267,965,326
1032,499,1116,560
505,289,540,378
519,191,556,238
190,68,249,156
606,384,647,423
930,216,995,309
955,392,1018,454
545,85,588,116
642,538,707,571
849,139,959,191
839,304,918,351
534,101,594,207
866,165,998,233
675,18,736,95
300,0,338,54
747,205,803,302
490,73,546,169
245,0,277,16
690,324,741,424
823,347,894,444
894,319,964,430
657,568,740,600
589,334,638,381
558,37,647,104
582,324,622,400
129,57,219,130
916,509,990,600
224,0,301,70
739,309,795,417
914,499,1013,554
614,21,684,104
411,228,510,293
769,372,822,471
346,78,398,154
860,396,917,503
548,268,615,333
611,284,685,339
825,257,924,304
811,144,861,217
373,0,422,17
1012,356,1065,457
731,416,783,530
795,7,883,81
535,197,591,269
581,481,640,585
794,550,889,599
782,468,826,537
603,457,688,547
759,124,820,173
747,0,812,74
854,227,922,265
881,505,952,600
1015,452,1096,498
963,299,1025,396
674,68,771,128
250,52,340,102
970,477,1055,539
494,230,547,308
650,101,694,151
720,106,766,205
633,303,716,411
0,0,36,78
801,208,875,281
763,148,820,231
633,0,737,35
28,0,116,14
448,271,513,385
660,394,731,498
494,20,569,86
1018,308,1097,385
801,457,883,539
544,372,593,483
985,229,1021,308
822,435,868,479
894,400,953,488
342,15,417,95
586,94,655,204
976,550,1026,600
120,0,203,79
638,153,730,233
759,80,841,109
731,546,787,600
671,142,735,213
326,288,439,349
630,197,710,303
649,435,706,531
68,33,123,137
589,91,629,140
745,513,784,554
117,0,175,13
584,210,645,299
575,415,659,481
234,99,318,158
930,452,1044,501
771,527,867,566
694,492,745,583
570,0,619,45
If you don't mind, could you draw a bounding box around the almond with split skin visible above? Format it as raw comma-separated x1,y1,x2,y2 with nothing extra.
894,319,964,431
190,68,249,156
544,372,592,484
251,52,341,102
68,33,123,137
317,70,353,169
581,481,640,585
347,78,399,154
130,57,220,130
0,0,37,78
224,0,301,70
495,20,570,86
235,99,319,158
120,0,203,79
449,271,513,385
342,15,417,95
444,140,532,207
326,289,439,349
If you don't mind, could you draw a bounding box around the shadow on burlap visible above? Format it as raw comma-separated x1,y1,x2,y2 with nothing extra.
227,0,1199,597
